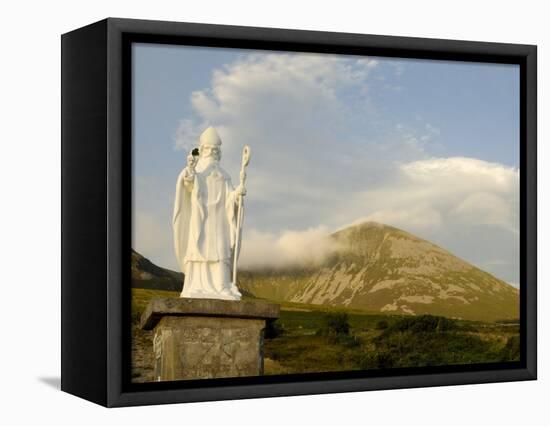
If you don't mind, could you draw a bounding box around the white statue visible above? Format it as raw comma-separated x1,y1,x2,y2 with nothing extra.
172,127,250,300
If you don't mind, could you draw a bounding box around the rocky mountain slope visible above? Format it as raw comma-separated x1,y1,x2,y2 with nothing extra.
239,222,519,322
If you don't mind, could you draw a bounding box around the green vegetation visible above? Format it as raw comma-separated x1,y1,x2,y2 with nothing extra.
317,312,351,336
375,319,389,330
379,314,457,334
131,288,178,324
359,315,516,369
131,288,520,381
264,320,285,339
498,335,520,361
263,307,520,375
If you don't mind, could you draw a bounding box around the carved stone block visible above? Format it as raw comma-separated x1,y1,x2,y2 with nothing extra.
141,297,279,381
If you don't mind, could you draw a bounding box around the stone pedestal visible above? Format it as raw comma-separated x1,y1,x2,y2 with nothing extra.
140,298,280,381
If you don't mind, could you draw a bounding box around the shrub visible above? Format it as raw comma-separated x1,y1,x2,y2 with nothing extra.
499,335,520,361
363,332,493,369
380,315,457,337
319,312,350,336
264,320,285,339
335,333,362,348
375,319,389,330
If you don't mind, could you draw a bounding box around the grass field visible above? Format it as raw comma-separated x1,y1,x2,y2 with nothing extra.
131,288,520,382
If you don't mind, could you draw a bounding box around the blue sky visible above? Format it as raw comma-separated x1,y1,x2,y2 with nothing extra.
132,43,520,286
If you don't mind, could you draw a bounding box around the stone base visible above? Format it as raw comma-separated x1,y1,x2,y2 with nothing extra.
140,298,280,381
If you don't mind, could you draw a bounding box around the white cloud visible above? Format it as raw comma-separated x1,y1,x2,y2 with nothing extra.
349,157,519,233
239,226,341,270
452,192,514,231
405,157,518,230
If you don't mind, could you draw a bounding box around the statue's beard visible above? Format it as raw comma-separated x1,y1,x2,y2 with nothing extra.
197,154,220,168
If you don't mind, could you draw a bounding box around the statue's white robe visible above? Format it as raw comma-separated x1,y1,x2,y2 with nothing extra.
173,160,241,299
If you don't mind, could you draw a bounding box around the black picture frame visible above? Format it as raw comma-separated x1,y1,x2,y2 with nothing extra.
61,17,537,407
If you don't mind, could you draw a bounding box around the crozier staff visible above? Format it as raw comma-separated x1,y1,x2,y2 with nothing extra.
232,145,251,286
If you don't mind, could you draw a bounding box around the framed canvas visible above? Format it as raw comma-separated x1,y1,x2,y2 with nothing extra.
61,18,537,407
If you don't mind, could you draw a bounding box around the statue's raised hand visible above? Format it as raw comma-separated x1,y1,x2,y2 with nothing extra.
182,153,197,184
187,153,197,170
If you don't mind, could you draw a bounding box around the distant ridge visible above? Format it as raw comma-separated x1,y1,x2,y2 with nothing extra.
131,249,183,292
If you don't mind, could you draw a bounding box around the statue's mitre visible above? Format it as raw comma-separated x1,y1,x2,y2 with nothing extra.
199,126,222,147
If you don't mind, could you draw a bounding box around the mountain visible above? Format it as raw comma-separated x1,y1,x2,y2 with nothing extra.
131,222,519,322
131,249,183,292
238,222,519,322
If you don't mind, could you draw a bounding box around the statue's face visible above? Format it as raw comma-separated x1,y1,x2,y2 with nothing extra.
201,145,221,161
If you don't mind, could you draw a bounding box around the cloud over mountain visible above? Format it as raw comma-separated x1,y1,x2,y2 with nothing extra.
239,226,343,270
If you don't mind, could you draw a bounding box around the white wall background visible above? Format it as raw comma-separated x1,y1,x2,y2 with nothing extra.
0,0,546,424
